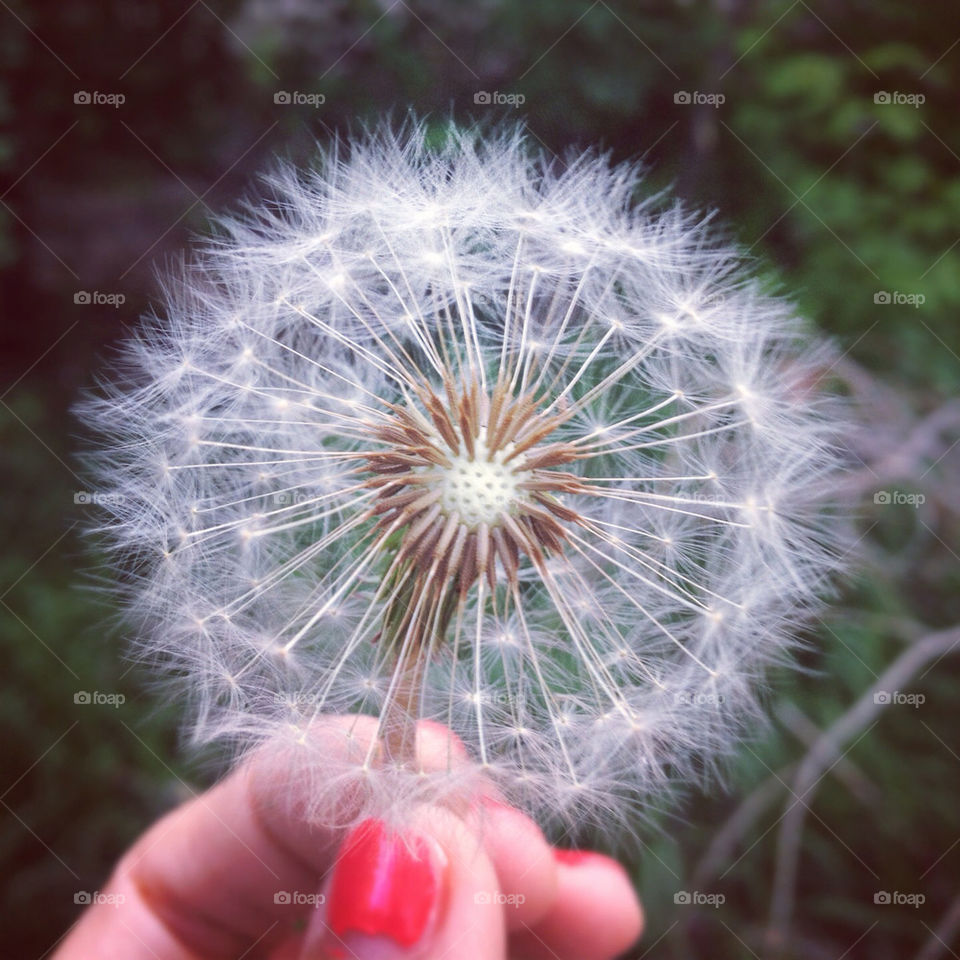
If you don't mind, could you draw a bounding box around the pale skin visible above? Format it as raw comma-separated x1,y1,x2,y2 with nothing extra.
54,720,644,960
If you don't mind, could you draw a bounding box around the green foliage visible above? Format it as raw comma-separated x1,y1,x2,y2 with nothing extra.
0,397,187,951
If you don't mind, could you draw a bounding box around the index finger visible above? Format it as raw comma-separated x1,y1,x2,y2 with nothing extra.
56,716,382,959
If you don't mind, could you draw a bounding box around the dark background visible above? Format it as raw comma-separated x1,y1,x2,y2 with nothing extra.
2,1,960,957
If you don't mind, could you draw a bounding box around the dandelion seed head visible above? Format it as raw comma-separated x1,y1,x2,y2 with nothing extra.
80,120,843,842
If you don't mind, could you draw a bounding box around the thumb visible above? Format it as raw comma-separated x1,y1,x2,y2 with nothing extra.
299,809,506,960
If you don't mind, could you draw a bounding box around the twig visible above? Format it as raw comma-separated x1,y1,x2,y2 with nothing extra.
692,765,791,888
775,702,881,807
764,626,960,956
915,893,960,960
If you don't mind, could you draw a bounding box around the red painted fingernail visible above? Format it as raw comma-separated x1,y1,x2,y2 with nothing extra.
323,819,446,958
553,847,610,867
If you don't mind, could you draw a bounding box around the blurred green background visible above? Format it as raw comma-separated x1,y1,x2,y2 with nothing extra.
2,1,959,957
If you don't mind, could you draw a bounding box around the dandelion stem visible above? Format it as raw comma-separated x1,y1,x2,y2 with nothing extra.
382,645,426,767
378,562,458,767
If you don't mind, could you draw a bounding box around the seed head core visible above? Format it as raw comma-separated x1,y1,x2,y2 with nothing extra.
439,433,527,529
362,377,585,597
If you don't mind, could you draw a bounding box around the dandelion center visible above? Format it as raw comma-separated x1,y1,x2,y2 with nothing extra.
439,434,525,528
363,376,583,596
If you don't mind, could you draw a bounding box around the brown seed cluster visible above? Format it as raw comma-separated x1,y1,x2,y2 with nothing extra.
362,377,586,600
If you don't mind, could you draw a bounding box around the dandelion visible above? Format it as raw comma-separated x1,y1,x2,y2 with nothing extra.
83,121,839,839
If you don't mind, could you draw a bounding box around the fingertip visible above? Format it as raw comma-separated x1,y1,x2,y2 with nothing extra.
472,798,558,931
299,807,506,960
424,806,507,959
416,719,470,763
559,850,643,956
514,848,643,960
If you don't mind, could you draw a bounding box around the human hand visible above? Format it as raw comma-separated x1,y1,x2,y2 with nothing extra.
55,720,643,960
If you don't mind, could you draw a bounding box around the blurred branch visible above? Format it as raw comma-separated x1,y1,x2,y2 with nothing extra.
764,625,960,957
691,702,883,892
775,702,881,807
915,893,960,960
692,765,791,889
834,357,960,510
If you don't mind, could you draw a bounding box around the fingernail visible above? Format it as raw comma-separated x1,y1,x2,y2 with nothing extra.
553,847,613,867
320,818,446,959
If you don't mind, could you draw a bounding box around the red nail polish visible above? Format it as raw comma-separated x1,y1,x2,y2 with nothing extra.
326,819,444,949
553,847,608,866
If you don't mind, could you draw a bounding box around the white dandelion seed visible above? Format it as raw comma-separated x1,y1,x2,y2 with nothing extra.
82,121,841,840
